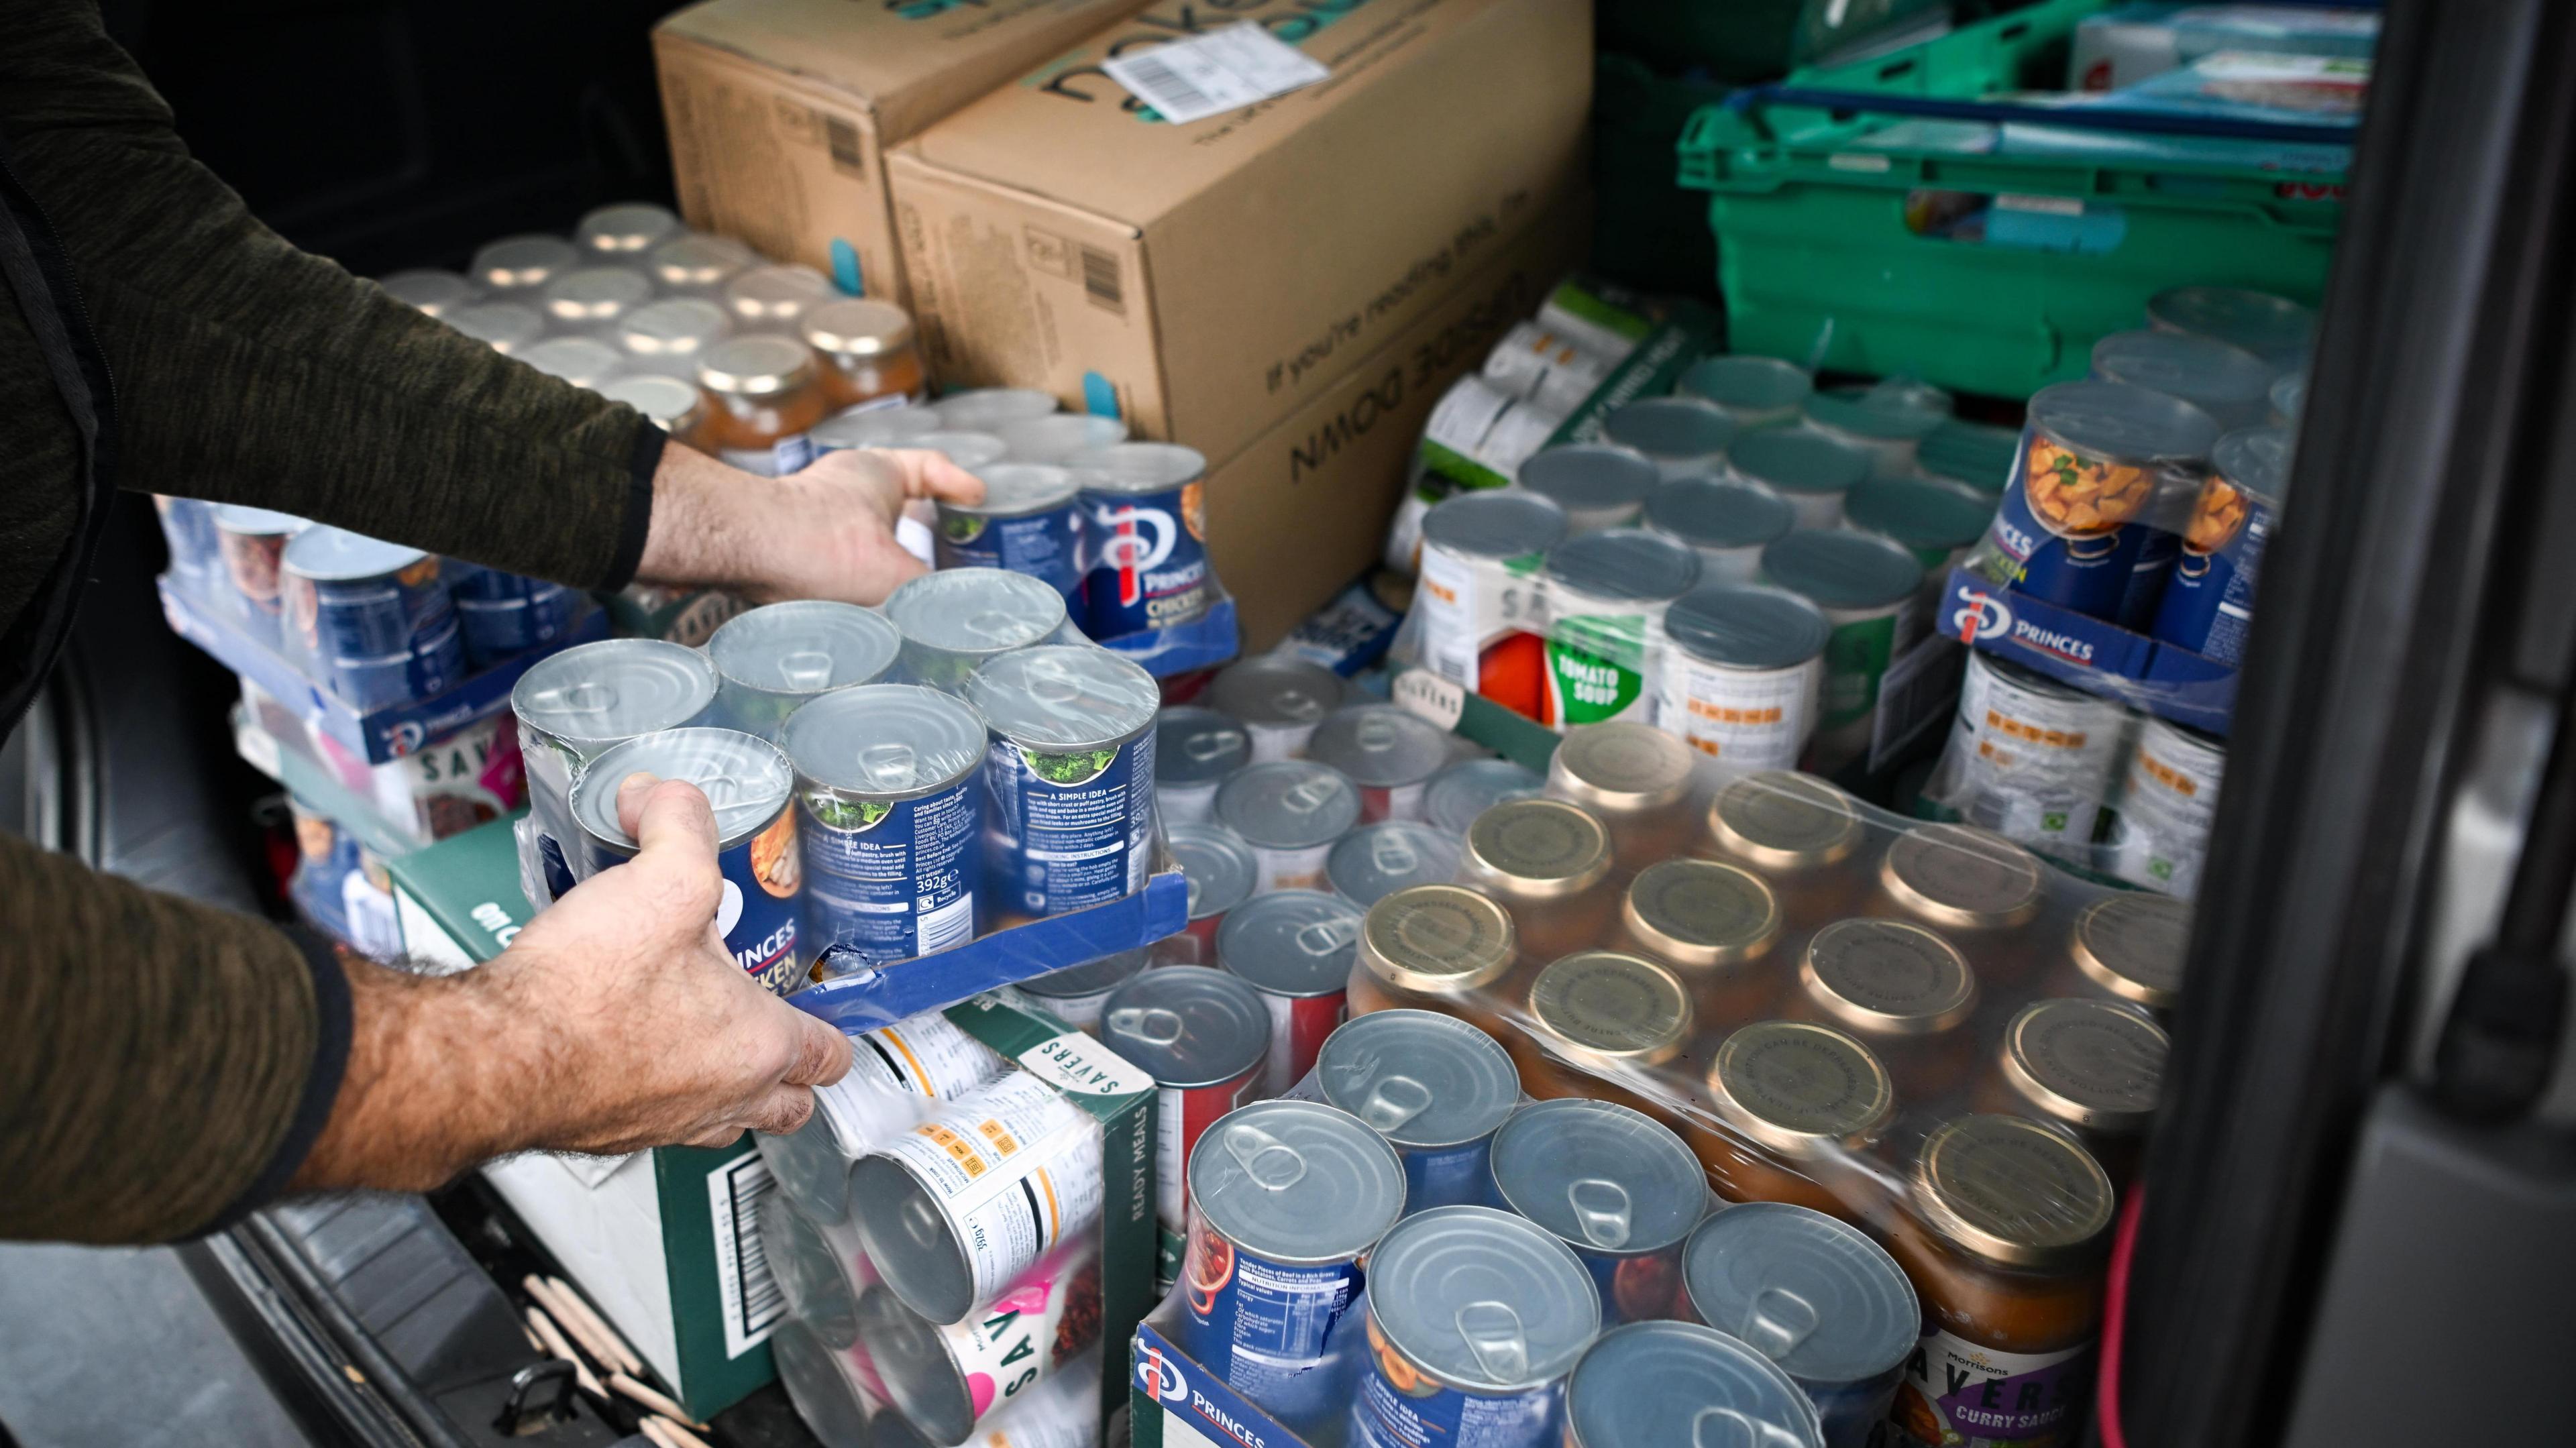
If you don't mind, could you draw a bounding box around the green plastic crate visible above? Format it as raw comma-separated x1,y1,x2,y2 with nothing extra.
1599,0,1951,85
1677,0,2347,398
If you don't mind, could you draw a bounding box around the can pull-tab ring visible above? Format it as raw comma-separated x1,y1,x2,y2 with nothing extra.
1188,728,1245,764
1739,1286,1820,1361
1293,917,1360,957
856,743,919,792
1222,1123,1308,1190
1279,688,1326,722
696,770,754,810
1455,1300,1529,1383
1369,834,1421,875
1356,1073,1432,1132
1356,713,1401,752
777,647,835,691
1283,778,1339,815
1567,1177,1634,1249
1021,649,1081,704
543,681,616,716
1107,1005,1184,1046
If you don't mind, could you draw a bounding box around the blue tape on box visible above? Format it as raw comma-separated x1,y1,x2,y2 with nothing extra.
1941,567,2236,735
788,867,1191,1032
160,574,609,765
1099,595,1241,678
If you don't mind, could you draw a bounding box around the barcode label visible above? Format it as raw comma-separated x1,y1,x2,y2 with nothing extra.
1079,244,1124,315
706,1152,786,1359
918,893,973,953
1099,23,1330,125
822,113,865,177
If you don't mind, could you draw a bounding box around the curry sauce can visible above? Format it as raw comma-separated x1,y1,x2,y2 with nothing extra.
1982,382,2218,623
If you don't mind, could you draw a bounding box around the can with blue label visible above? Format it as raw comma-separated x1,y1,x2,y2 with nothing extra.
709,600,901,740
1681,1203,1916,1448
2152,426,2292,666
1488,1099,1707,1327
572,727,804,995
280,526,466,710
780,684,985,966
1349,1205,1602,1448
883,567,1069,693
1183,1099,1407,1433
152,494,223,597
934,462,1085,608
1075,441,1210,640
1978,381,2218,624
965,645,1161,920
210,504,306,647
512,639,718,903
1318,1009,1520,1214
1564,1321,1826,1448
449,565,581,669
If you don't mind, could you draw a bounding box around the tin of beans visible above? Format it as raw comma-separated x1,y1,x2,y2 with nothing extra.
1208,655,1348,763
1682,1203,1915,1448
1167,821,1259,962
281,526,466,710
1564,1321,1825,1448
1016,947,1149,1034
1155,706,1252,826
1519,442,1664,531
1644,476,1796,584
1216,761,1362,894
1489,1098,1705,1325
1102,966,1271,1289
449,565,580,668
1328,820,1463,909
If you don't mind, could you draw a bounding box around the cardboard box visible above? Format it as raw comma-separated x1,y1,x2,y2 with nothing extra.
652,0,1155,304
891,0,1593,465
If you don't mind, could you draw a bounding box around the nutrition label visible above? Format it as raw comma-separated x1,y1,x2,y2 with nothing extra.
1356,1366,1552,1448
880,1074,1105,1310
814,1013,1009,1152
1656,653,1821,770
799,779,979,963
988,730,1155,913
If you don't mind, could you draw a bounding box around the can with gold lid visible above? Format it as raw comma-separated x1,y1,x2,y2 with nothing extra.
802,297,926,411
1979,998,2167,1182
1617,858,1782,1027
1880,1115,2114,1448
1874,821,2045,945
1519,950,1693,1108
1794,917,1980,1101
697,333,828,477
1705,771,1868,920
1349,884,1518,1032
2061,891,2190,1013
1462,797,1615,960
1549,720,1697,869
1693,1019,1894,1222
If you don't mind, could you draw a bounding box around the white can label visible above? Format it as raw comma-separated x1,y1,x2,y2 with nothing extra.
880,1073,1106,1312
1656,654,1821,771
929,1250,1093,1433
1945,656,2129,850
1421,376,1516,460
2109,726,2224,897
1414,543,1544,692
1157,779,1220,827
1252,841,1332,895
817,1011,1012,1154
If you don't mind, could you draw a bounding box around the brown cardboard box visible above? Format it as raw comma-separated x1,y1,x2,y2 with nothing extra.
1208,204,1587,650
891,0,1592,467
651,0,1155,307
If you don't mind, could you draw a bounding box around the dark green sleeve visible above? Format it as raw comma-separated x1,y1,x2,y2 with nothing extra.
0,1,661,590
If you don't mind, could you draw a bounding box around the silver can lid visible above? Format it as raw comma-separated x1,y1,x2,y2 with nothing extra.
757,1104,859,1231
1519,443,1664,510
1306,704,1448,788
767,1319,873,1448
1729,427,1869,497
598,374,704,433
910,431,1009,473
1189,1100,1406,1265
1167,822,1259,922
1491,1099,1705,1258
1682,1202,1917,1386
886,568,1068,659
1073,441,1206,496
517,335,628,391
723,264,834,328
1420,488,1568,561
1566,1321,1825,1448
1100,966,1271,1089
1215,761,1361,850
2091,329,2276,420
513,639,717,750
2214,426,2294,500
1804,380,1951,442
951,461,1078,518
280,526,426,583
470,233,577,291
1843,476,1992,553
378,268,477,317
1218,889,1363,999
810,404,941,451
965,645,1159,752
1916,419,2021,496
780,684,985,799
1759,529,1923,611
1317,1008,1517,1150
1544,527,1701,603
1208,655,1348,728
617,298,731,368
1020,946,1150,1004
647,232,756,292
573,201,682,256
1678,354,1814,414
2028,380,2221,465
855,1282,978,1445
2270,369,2308,426
540,266,653,327
445,301,545,354
1328,821,1464,907
930,388,1059,431
710,602,900,698
757,1191,859,1348
995,412,1128,464
1156,706,1251,787
573,728,792,851
1366,1207,1602,1392
1601,398,1737,466
2147,284,2316,361
1425,758,1546,836
1645,476,1796,552
1666,584,1831,671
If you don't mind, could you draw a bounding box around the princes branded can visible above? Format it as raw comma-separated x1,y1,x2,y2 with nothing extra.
1728,427,1870,531
1182,1101,1407,1427
1216,761,1362,894
1218,890,1363,1096
1489,1099,1707,1326
1938,651,2132,856
1318,1008,1519,1213
1601,398,1736,482
572,727,802,994
936,463,1086,608
449,565,579,669
1413,490,1564,712
708,601,900,740
511,639,717,900
1981,381,2219,624
1682,1203,1916,1448
1644,476,1796,585
2090,328,2277,433
1519,443,1664,533
1101,966,1271,1288
1564,1321,1825,1448
780,684,985,964
1155,706,1251,825
1348,1206,1602,1448
847,1070,1106,1325
1208,656,1348,763
1077,442,1210,638
280,527,466,710
1657,583,1829,770
1167,822,1258,962
857,1246,1099,1445
2108,716,2226,898
1328,821,1463,909
967,645,1161,918
1306,704,1449,822
1540,528,1701,729
1424,758,1545,837
2153,427,2292,666
1016,947,1148,1034
757,1008,1009,1228
885,567,1068,692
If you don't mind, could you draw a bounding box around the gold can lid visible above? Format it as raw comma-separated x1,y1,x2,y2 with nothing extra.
1878,823,2043,929
2000,999,2169,1134
2071,893,2190,1008
1465,797,1611,901
1707,771,1862,873
1706,1020,1894,1159
1550,722,1696,815
1911,1113,2115,1270
1623,860,1778,971
1529,951,1693,1067
802,298,915,359
1360,885,1517,995
698,335,814,398
1800,919,1978,1036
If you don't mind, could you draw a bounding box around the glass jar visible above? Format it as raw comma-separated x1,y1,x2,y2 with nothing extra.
1550,720,1699,871
1973,998,2167,1184
618,298,733,380
696,335,829,478
1615,858,1784,1029
724,264,836,334
1878,1115,2113,1448
647,233,756,296
1873,823,2044,988
1693,1019,1894,1223
2053,892,2190,1014
1460,797,1616,963
539,266,654,335
598,374,708,448
1349,883,1519,1042
1703,770,1869,923
802,298,926,412
1790,918,1980,1105
1517,950,1692,1123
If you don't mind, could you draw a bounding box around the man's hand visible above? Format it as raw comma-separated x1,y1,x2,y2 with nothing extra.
289,774,851,1193
633,443,985,606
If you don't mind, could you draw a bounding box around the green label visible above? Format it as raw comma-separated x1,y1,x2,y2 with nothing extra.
1820,613,1899,730
1544,615,1646,725
1157,1223,1183,1295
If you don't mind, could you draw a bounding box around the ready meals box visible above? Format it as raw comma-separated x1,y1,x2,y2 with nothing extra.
890,0,1593,465
651,0,1156,304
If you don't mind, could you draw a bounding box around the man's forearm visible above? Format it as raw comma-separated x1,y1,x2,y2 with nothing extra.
286,958,541,1194
630,443,786,597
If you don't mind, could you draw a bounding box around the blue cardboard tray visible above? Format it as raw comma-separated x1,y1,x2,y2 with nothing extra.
1130,1317,1319,1448
1939,567,2236,735
159,574,610,765
1100,596,1240,678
